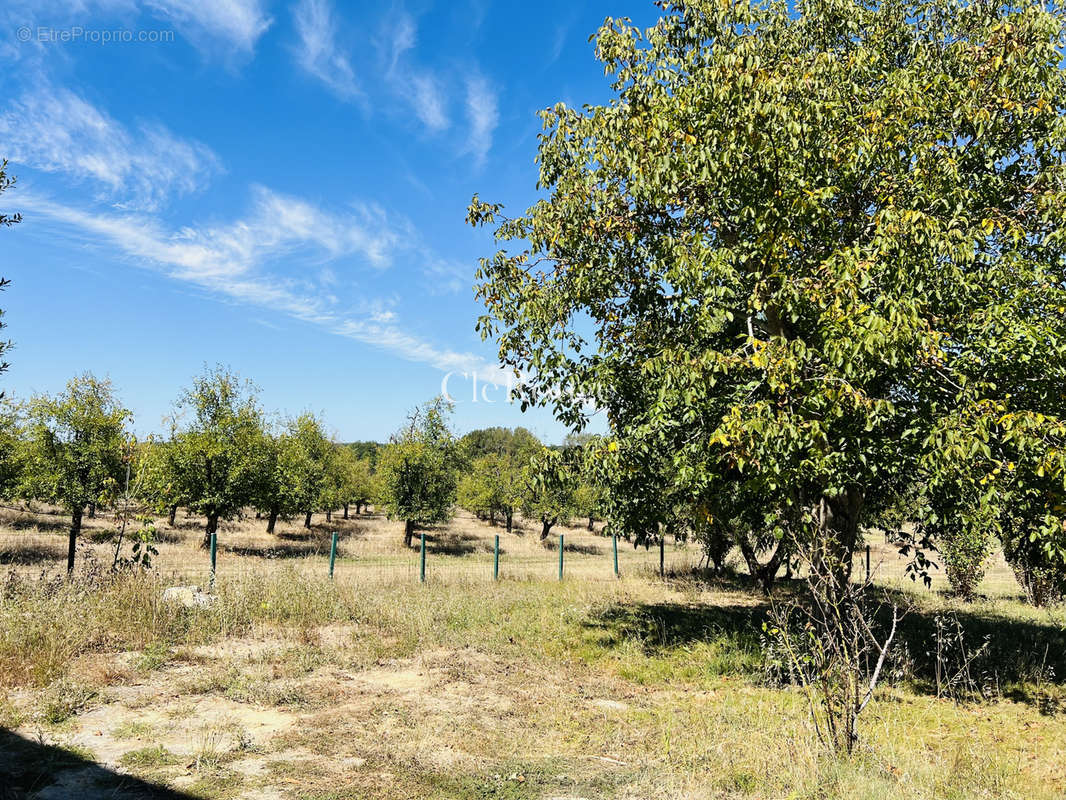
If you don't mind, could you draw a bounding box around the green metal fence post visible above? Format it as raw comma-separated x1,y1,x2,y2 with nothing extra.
659,535,665,578
209,532,217,591
493,535,500,581
612,534,619,578
329,531,338,580
420,532,426,584
558,534,564,581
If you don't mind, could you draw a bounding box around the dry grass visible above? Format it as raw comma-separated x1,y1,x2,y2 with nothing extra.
0,503,1028,600
0,507,1063,799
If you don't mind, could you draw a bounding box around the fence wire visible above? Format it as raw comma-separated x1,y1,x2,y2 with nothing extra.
0,506,1022,596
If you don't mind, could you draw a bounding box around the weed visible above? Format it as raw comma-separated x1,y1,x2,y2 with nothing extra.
119,744,180,768
36,679,96,725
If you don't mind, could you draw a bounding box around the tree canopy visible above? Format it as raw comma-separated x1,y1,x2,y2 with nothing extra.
522,446,578,540
378,397,461,546
330,446,375,518
20,374,129,572
469,0,1066,597
0,398,22,499
167,366,265,546
459,426,540,460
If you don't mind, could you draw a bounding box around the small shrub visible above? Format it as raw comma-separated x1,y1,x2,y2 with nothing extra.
111,720,156,740
941,529,991,601
37,679,97,725
119,744,180,769
135,641,171,673
1003,530,1066,607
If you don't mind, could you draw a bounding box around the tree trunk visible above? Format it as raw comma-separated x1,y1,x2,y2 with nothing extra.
587,516,594,531
738,535,788,594
326,508,332,523
355,501,362,515
255,510,262,520
506,511,513,534
540,517,555,541
67,506,83,575
810,490,864,601
202,512,219,549
87,502,95,520
489,508,497,526
266,507,279,535
304,511,312,529
404,519,415,548
343,503,349,520
168,505,177,526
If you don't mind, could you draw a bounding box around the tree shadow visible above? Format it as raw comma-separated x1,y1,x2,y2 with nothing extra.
0,541,68,566
227,541,331,559
151,528,186,545
85,529,120,544
4,515,69,534
871,594,1066,704
340,522,376,541
276,530,316,542
166,518,204,533
582,577,1066,709
584,597,767,656
0,727,198,799
422,530,493,556
541,538,603,556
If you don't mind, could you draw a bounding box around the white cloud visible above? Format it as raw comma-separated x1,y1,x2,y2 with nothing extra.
18,191,508,384
145,0,272,53
386,12,416,73
292,0,360,99
22,186,400,279
464,74,498,166
409,74,449,131
0,86,220,211
381,11,452,134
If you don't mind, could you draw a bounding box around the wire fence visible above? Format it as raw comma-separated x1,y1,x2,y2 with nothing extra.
0,505,1024,597
0,506,702,588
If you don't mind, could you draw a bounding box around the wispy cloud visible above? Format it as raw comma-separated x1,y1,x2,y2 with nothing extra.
145,0,272,53
0,86,220,211
383,11,451,133
292,0,360,99
409,73,449,131
21,187,400,279
422,258,471,296
19,191,506,383
464,74,498,166
386,11,416,72
548,9,580,67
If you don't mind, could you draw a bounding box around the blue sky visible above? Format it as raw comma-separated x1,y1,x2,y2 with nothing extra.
0,0,657,442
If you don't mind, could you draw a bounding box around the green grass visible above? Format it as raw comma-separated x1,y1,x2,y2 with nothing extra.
119,744,180,768
1,568,1065,799
134,641,172,673
111,719,157,740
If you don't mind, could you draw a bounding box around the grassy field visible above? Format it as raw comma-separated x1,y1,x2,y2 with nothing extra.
1,507,1064,799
